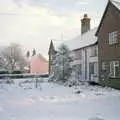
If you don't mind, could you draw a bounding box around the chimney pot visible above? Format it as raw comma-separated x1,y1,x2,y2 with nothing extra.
81,14,91,34
84,14,88,18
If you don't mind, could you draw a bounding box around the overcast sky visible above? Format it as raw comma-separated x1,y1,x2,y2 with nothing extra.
0,0,108,59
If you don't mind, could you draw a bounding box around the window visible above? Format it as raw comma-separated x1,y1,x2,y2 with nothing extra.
110,61,119,77
89,62,95,74
74,50,82,60
102,62,107,71
109,31,118,44
90,47,97,57
89,62,98,80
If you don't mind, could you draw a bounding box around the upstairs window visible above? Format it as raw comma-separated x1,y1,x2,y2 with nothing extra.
90,46,97,57
109,31,118,44
74,50,82,60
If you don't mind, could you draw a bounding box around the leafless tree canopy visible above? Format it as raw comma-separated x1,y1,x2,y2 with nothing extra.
1,43,27,71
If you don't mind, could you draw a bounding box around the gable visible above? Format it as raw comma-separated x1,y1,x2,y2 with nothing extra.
48,40,56,55
96,0,120,36
112,0,120,11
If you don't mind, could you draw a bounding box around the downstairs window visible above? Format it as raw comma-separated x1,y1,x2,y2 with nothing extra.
110,61,120,77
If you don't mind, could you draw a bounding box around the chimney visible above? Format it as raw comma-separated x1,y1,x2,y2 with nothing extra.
81,14,91,34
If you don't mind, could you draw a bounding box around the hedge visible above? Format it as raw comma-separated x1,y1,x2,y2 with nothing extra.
0,73,49,79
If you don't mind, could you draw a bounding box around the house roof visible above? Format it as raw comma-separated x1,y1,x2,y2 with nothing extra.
48,40,55,54
53,27,97,51
31,53,48,63
112,0,120,10
96,0,120,36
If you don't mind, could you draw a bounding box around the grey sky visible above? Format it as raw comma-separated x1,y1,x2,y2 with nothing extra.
0,0,108,59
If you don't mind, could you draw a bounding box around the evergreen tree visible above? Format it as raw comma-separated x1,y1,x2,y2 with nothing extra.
26,50,30,58
50,44,72,83
32,49,36,56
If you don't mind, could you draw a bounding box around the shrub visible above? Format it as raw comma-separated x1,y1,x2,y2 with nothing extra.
5,79,14,84
11,70,23,74
88,81,100,86
0,70,9,74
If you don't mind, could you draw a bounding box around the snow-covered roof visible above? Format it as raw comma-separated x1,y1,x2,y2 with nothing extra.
112,0,120,10
53,28,97,51
53,40,63,51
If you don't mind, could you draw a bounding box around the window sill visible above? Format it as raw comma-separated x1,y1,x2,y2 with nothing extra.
74,58,82,60
90,55,97,57
109,76,120,79
109,42,119,46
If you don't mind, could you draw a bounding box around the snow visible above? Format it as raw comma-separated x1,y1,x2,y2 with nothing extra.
0,78,120,120
112,0,120,10
53,28,97,51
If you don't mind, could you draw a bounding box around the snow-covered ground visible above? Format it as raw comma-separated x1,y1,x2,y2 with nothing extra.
0,78,120,120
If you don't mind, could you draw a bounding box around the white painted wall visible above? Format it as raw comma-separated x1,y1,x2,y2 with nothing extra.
71,44,98,82
86,45,98,81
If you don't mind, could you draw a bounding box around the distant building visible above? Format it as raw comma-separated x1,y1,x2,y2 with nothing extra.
30,54,48,74
96,0,120,89
25,50,48,74
48,14,98,82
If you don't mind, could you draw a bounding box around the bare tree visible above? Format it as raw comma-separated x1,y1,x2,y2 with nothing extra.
1,43,27,72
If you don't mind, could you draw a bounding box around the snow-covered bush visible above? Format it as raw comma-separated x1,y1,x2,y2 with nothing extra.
67,64,83,86
0,77,14,84
5,79,14,84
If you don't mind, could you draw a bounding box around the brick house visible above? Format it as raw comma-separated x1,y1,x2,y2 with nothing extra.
96,0,120,89
25,52,48,74
48,14,98,82
30,54,48,74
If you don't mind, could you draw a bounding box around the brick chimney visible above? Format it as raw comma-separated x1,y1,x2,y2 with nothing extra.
81,14,91,34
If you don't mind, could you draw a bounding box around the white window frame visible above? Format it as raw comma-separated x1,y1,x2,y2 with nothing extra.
110,61,119,77
102,62,107,71
109,31,118,45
